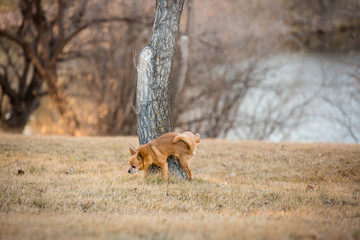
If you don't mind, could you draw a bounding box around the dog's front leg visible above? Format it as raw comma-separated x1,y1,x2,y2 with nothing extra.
144,168,149,178
161,162,168,181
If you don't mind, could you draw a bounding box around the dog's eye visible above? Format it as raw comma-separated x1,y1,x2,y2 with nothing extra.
132,165,136,168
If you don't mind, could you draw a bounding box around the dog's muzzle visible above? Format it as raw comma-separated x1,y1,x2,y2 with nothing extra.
128,167,137,174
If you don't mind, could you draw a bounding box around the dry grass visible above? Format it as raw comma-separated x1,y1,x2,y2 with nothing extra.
0,134,359,240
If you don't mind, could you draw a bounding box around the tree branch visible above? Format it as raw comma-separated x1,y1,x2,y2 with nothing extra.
0,71,17,104
56,0,66,31
0,30,26,48
70,0,88,25
0,41,21,80
51,16,152,62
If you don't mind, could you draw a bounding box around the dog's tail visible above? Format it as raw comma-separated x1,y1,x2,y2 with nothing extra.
173,132,200,152
194,133,200,143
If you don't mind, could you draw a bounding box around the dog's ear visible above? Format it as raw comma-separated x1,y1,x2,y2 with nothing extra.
137,151,144,161
129,147,136,155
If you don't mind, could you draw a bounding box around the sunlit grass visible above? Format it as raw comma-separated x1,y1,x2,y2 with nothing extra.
0,134,359,239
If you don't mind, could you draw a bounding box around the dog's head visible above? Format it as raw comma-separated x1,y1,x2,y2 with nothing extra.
128,147,144,174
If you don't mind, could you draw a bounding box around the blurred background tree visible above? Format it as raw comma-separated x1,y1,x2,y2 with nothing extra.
0,0,150,134
0,39,42,132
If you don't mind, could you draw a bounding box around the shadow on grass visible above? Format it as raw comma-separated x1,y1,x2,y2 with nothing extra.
143,175,215,185
125,170,223,186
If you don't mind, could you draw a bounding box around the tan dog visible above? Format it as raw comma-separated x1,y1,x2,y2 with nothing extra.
128,132,200,181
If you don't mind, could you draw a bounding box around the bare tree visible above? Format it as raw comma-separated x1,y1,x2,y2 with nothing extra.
0,0,144,134
320,62,360,143
61,0,153,136
169,0,287,139
170,0,192,122
234,78,316,141
0,39,43,131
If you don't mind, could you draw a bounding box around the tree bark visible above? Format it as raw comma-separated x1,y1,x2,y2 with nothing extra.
136,0,188,179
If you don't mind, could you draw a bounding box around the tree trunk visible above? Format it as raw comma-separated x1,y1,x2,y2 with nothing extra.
0,60,42,132
171,0,192,126
1,99,40,131
0,99,39,132
136,0,188,179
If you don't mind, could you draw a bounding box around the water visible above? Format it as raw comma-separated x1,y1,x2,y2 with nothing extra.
228,51,360,143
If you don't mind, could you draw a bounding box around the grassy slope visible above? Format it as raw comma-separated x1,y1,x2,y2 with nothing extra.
0,134,359,240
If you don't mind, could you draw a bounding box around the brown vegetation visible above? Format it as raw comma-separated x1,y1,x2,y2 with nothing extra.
0,134,359,239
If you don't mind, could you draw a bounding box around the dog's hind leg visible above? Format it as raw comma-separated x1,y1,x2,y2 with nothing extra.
184,166,192,180
179,156,193,180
